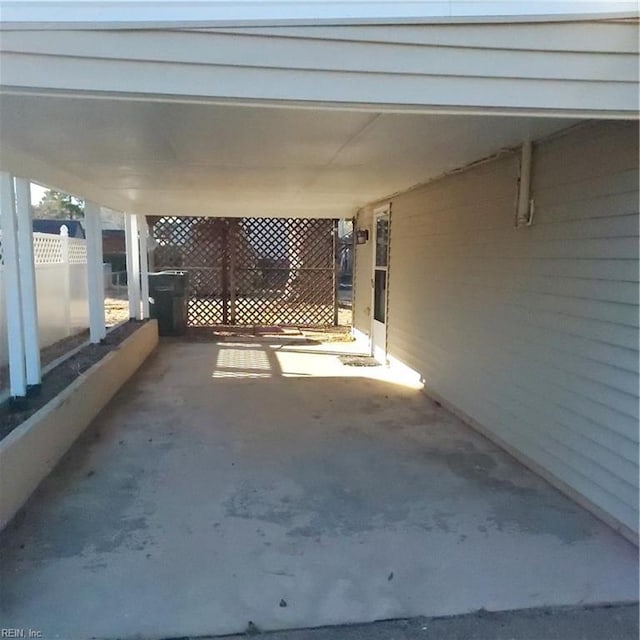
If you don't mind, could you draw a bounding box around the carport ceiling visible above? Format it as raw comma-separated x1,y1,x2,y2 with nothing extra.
0,94,576,218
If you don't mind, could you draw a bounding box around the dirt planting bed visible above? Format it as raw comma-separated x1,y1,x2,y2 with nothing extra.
0,330,90,392
0,321,144,440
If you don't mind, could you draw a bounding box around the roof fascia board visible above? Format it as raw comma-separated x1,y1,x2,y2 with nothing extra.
0,1,637,29
1,87,637,120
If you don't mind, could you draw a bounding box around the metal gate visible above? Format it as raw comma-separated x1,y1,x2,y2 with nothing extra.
148,216,337,326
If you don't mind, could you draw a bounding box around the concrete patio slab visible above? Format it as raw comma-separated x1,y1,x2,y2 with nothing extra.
0,339,637,640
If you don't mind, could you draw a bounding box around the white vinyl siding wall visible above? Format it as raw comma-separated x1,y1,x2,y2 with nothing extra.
365,120,638,537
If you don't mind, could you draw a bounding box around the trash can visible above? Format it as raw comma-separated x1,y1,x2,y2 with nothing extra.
148,271,189,336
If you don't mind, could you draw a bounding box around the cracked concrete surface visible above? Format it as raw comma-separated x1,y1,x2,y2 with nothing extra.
0,339,637,639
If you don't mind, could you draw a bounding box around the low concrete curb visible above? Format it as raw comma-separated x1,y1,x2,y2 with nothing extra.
0,320,159,530
219,604,640,640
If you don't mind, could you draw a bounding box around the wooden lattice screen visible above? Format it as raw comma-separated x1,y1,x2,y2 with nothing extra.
148,216,337,326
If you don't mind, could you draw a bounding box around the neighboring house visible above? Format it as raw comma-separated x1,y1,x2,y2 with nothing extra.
102,229,125,256
102,229,126,279
100,206,124,230
32,219,85,238
0,0,637,543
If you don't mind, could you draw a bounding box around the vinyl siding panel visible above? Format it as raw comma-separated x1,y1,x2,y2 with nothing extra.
371,120,639,536
226,22,639,54
3,30,637,82
1,22,637,115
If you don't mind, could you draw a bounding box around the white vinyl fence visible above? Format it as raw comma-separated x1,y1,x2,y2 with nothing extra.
0,231,89,369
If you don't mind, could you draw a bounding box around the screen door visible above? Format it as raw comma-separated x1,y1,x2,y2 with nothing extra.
371,208,389,362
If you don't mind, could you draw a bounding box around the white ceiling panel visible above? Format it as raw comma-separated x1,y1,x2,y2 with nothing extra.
0,94,577,218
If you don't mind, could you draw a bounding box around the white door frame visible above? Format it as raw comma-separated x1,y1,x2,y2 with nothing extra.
371,204,390,363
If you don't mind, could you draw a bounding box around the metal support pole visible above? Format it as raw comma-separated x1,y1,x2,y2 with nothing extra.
124,213,141,320
333,219,339,327
137,214,150,319
0,172,27,398
229,219,237,325
84,201,106,342
14,178,41,389
221,221,230,325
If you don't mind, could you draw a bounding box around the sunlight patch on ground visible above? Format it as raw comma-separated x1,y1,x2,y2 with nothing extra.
208,339,424,389
212,345,273,378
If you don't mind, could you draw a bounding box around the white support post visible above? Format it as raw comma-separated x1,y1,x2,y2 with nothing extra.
124,213,141,320
0,172,27,398
137,214,150,319
84,201,106,342
14,178,41,388
58,225,73,338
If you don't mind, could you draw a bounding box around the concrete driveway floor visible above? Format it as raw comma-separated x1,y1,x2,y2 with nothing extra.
0,338,637,640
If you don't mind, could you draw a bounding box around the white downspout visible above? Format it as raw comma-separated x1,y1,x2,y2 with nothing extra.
516,140,533,228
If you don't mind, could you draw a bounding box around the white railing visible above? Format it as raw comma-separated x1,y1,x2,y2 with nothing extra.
0,231,90,370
